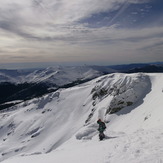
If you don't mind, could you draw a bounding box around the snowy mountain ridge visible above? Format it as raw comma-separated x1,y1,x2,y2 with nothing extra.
0,63,163,84
1,73,163,163
0,66,108,109
23,66,104,85
0,66,112,84
1,64,163,110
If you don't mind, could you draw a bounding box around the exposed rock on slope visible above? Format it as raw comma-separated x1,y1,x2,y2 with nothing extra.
91,73,151,114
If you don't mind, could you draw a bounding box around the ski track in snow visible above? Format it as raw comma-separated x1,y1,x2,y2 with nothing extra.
1,73,163,163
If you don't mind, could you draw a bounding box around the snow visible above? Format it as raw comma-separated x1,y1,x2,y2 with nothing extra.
1,73,163,163
25,66,103,85
0,66,103,85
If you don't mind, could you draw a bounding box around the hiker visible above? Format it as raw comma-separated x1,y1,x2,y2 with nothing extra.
97,119,106,141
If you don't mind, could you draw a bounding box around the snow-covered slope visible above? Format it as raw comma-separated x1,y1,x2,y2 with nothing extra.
0,66,113,85
23,66,104,85
1,73,163,163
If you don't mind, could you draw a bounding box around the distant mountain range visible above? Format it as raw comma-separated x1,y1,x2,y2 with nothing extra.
0,66,107,109
109,62,163,72
0,62,163,110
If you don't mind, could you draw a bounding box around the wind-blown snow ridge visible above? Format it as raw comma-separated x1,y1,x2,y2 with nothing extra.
90,73,151,114
1,73,163,163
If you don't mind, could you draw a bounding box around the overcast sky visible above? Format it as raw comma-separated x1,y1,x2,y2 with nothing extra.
0,0,163,68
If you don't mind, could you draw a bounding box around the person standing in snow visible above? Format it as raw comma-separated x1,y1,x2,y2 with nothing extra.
97,119,106,141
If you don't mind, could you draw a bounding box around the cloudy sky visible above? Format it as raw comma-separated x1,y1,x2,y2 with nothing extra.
0,0,163,68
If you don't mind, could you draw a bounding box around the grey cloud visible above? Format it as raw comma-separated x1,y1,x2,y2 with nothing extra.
120,32,163,43
129,0,151,4
0,3,33,38
0,20,39,40
140,41,163,51
0,0,162,65
11,56,27,59
0,50,6,53
0,0,153,42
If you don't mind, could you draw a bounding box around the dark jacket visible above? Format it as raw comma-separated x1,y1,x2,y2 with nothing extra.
97,120,106,133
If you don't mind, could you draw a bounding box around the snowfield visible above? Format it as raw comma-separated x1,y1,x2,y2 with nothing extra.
1,73,163,163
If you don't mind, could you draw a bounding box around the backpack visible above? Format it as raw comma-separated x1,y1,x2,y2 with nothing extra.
101,122,106,130
98,122,106,132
